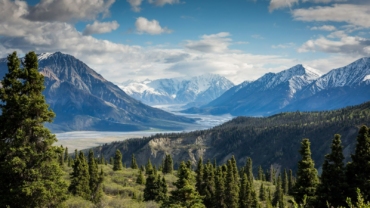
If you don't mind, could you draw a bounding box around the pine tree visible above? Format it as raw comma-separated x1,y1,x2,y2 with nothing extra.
64,146,69,163
69,151,91,200
245,157,254,184
214,166,227,208
195,157,204,194
163,154,174,174
144,166,159,201
202,161,216,207
113,149,123,171
258,165,264,181
156,175,168,203
293,138,319,206
316,134,346,207
88,149,103,203
273,175,284,208
168,161,204,207
346,125,370,202
282,169,289,195
0,51,68,207
225,159,239,208
136,169,146,185
131,154,138,169
259,183,266,201
239,173,251,208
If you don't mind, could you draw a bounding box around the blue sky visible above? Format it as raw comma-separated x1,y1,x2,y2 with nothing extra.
1,0,370,83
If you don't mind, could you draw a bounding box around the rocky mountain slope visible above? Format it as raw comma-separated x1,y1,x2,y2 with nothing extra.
183,58,370,116
119,74,234,106
0,52,196,132
88,101,370,172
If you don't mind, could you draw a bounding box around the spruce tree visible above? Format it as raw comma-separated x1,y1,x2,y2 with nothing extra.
64,146,69,163
245,157,254,184
259,183,266,201
214,166,227,208
0,51,68,207
136,169,146,185
163,154,173,174
168,161,204,207
131,154,138,169
144,167,159,201
239,173,251,208
293,138,319,206
258,166,264,181
113,149,123,171
225,159,239,208
282,169,289,195
316,134,346,207
288,169,294,195
156,175,168,203
69,151,91,200
88,149,103,203
346,125,370,202
195,157,204,194
202,161,216,207
273,175,284,208
146,159,153,175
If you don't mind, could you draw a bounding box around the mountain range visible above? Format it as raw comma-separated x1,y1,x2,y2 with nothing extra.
0,52,196,132
183,58,370,116
118,74,234,107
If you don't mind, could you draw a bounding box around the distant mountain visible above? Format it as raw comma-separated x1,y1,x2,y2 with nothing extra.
119,74,234,106
183,58,370,116
183,64,321,116
87,101,370,172
0,52,196,132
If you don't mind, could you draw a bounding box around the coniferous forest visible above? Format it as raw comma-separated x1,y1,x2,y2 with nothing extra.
1,51,370,207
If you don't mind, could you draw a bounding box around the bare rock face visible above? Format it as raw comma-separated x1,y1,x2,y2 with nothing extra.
0,52,196,132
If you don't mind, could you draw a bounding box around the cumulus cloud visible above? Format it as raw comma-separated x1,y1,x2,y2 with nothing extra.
310,25,336,31
298,34,370,56
127,0,143,12
83,21,119,35
148,0,181,6
25,0,115,22
135,17,172,35
269,0,298,12
292,4,370,28
185,32,232,53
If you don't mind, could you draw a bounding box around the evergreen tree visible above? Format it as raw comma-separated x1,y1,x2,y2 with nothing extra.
250,190,259,208
202,161,216,207
245,157,254,184
225,159,239,208
293,138,319,206
195,157,204,194
0,51,68,207
258,166,264,181
259,183,266,201
288,169,294,195
316,134,346,207
110,157,113,165
163,154,174,174
239,173,251,208
113,149,123,171
131,154,138,169
59,145,65,166
88,149,103,203
146,159,153,175
346,125,370,202
282,169,289,195
168,161,204,207
156,175,168,203
136,169,146,185
214,166,227,208
273,175,284,208
64,146,69,163
69,151,91,200
144,167,159,201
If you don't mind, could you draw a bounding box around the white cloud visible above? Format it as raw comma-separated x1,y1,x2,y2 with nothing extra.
310,25,336,31
135,17,172,35
269,0,298,12
298,34,370,56
251,34,265,39
127,0,143,12
272,42,295,49
185,32,232,53
25,0,115,22
302,0,347,3
292,4,370,28
148,0,181,6
83,21,119,35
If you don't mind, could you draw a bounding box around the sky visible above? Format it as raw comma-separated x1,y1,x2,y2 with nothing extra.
1,0,370,84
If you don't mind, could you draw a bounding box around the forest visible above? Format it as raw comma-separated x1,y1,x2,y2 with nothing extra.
1,51,370,207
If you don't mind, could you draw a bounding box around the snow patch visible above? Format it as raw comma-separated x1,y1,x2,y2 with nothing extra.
38,52,53,61
363,75,370,82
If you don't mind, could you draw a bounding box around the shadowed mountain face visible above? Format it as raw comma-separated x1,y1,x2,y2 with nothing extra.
0,52,196,132
183,59,370,116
